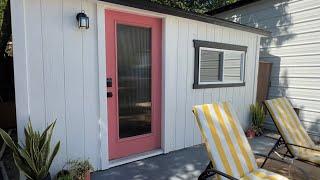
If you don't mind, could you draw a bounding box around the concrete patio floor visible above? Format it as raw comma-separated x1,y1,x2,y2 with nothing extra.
92,136,320,180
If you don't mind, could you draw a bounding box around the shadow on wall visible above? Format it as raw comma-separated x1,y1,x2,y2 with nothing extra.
226,0,300,130
226,0,295,96
232,0,320,143
228,0,294,47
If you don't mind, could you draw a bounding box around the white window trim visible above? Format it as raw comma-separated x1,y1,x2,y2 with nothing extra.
198,47,246,85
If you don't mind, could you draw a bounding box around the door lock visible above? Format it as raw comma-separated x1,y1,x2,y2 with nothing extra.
106,78,112,87
107,92,113,98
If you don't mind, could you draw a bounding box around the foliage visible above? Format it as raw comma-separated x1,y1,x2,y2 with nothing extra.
68,160,93,180
57,170,72,180
57,174,72,180
0,0,7,26
0,0,11,57
249,103,266,135
150,0,238,14
0,120,60,180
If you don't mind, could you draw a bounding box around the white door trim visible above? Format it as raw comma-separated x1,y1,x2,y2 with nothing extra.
96,1,170,169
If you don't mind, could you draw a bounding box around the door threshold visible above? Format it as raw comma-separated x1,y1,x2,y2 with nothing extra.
108,149,164,168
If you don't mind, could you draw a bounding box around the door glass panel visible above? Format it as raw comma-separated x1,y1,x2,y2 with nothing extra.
117,24,152,139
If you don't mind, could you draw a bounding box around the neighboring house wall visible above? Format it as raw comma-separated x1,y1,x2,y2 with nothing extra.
216,0,320,138
11,0,261,174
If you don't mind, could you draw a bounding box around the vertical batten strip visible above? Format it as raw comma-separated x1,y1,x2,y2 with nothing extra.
175,18,189,149
185,20,198,147
163,16,178,152
174,18,181,150
63,0,85,160
25,0,46,131
61,0,69,164
194,22,207,145
83,0,101,168
41,0,68,173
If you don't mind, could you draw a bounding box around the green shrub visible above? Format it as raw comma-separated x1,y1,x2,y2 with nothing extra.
250,103,266,135
57,174,72,180
150,0,237,14
68,160,93,180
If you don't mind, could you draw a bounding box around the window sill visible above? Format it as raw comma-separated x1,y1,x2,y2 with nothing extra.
193,82,245,89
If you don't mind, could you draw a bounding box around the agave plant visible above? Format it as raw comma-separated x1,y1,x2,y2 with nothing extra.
0,120,60,180
249,103,266,136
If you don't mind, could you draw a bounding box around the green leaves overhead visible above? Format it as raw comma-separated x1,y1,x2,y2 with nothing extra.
0,120,60,180
150,0,238,14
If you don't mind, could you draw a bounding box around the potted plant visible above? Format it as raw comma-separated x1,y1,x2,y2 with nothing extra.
57,169,72,180
246,103,266,137
68,160,93,180
245,128,256,139
0,120,60,180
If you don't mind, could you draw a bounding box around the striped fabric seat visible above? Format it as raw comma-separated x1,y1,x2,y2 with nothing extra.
265,97,320,164
241,169,287,180
193,102,288,180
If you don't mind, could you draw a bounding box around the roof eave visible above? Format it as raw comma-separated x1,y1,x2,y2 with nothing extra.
99,0,271,37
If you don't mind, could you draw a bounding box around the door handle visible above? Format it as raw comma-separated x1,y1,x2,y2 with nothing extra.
106,78,112,87
107,92,113,98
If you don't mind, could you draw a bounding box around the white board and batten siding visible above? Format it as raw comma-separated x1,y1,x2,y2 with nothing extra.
12,0,103,173
216,0,320,138
11,0,262,174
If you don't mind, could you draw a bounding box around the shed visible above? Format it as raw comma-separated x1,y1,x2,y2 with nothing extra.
213,0,320,140
10,0,269,173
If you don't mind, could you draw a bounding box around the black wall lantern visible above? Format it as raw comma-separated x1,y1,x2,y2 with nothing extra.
76,11,89,29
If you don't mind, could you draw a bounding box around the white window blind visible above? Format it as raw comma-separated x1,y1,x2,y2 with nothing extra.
198,47,245,85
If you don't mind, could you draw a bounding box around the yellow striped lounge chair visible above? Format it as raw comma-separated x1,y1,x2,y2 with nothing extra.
193,102,288,180
263,97,320,168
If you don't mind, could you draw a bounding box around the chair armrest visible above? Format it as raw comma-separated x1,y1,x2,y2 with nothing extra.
286,143,320,152
254,153,291,165
205,168,239,180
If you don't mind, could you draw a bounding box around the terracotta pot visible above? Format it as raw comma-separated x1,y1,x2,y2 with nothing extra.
246,129,256,139
85,171,91,180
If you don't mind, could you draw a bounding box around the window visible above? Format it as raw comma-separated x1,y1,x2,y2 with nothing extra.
193,40,247,89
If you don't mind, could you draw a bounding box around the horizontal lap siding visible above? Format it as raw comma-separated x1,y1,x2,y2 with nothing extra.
164,16,260,151
23,0,100,173
216,0,320,137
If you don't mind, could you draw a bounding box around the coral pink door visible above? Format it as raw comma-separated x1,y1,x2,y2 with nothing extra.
105,10,162,160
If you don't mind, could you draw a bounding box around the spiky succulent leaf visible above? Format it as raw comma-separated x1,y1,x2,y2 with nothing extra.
39,137,50,166
24,128,32,153
37,165,49,180
48,141,60,168
13,153,34,180
0,120,60,180
39,121,56,149
18,148,38,174
0,128,19,155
